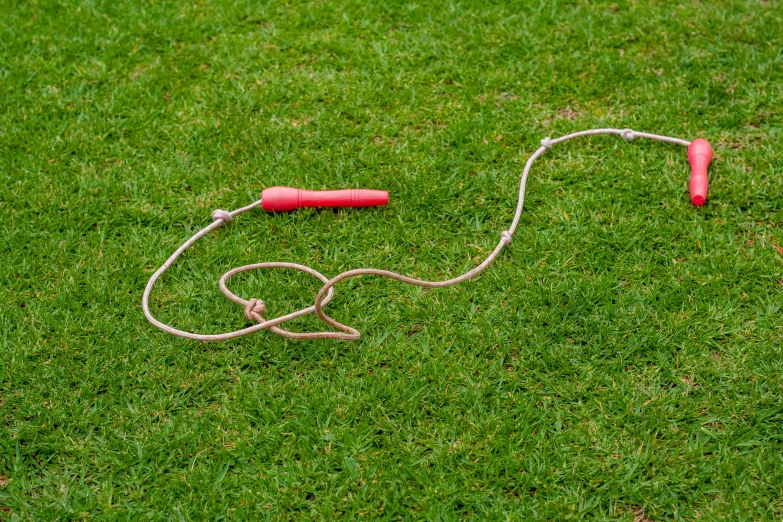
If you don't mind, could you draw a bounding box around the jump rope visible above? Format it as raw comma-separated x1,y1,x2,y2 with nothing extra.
143,128,714,341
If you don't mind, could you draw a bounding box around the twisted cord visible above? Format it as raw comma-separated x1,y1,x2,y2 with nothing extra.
142,128,691,341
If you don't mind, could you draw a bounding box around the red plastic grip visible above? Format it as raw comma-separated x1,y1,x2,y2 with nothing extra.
688,138,713,206
261,186,389,212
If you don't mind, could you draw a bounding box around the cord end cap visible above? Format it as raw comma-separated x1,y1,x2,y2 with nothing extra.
687,138,713,207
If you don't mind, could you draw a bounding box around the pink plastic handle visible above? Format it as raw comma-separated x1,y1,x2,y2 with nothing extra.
261,186,389,212
688,138,713,206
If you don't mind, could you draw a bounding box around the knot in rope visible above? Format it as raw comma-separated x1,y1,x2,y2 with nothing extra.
500,230,512,245
540,137,553,150
621,128,635,142
244,298,266,323
211,209,233,224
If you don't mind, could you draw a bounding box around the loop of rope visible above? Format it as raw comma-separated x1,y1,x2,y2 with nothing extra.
142,128,691,342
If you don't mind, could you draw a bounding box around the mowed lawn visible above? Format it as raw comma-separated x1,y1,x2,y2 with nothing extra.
1,0,782,519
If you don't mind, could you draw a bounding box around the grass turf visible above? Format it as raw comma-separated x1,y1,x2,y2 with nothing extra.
1,0,783,519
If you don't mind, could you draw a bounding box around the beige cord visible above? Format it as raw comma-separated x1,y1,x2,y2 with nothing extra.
142,128,691,341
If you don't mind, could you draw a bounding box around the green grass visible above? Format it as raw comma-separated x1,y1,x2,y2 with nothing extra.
1,0,782,519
